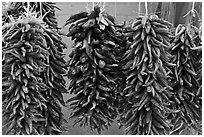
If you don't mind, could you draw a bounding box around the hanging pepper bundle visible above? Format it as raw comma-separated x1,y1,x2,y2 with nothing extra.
191,24,202,134
65,5,118,133
2,5,67,134
118,15,174,135
190,24,202,92
168,24,202,134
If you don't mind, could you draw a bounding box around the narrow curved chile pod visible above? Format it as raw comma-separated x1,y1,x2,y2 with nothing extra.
85,41,93,60
104,16,114,26
65,12,88,24
94,27,102,34
82,19,96,29
74,32,86,41
145,21,151,34
87,29,92,44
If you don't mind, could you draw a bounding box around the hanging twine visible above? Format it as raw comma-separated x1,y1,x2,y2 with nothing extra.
183,2,198,26
114,2,117,18
183,2,195,18
92,2,94,10
192,2,195,11
141,2,148,25
27,2,30,10
138,2,141,16
145,2,148,16
40,2,42,17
